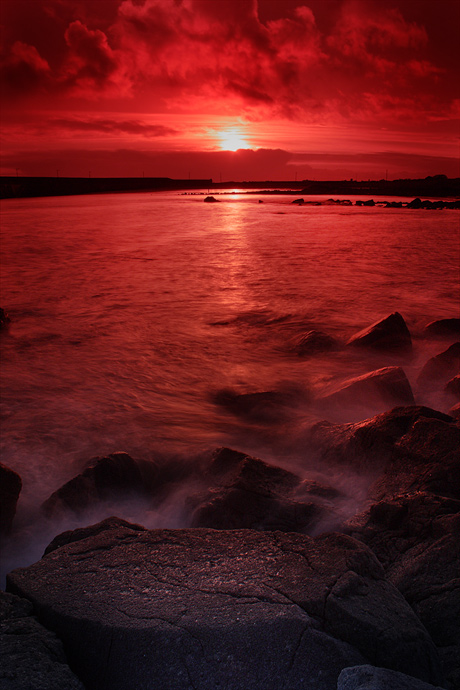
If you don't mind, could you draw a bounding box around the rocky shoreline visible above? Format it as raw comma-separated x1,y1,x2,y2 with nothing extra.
1,313,459,689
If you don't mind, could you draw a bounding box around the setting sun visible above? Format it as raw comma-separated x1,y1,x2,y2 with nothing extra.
217,129,250,151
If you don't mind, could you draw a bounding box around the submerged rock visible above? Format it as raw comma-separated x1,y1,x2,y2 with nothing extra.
212,388,295,422
6,524,444,690
0,462,22,536
203,195,220,202
0,590,85,690
295,329,341,356
347,312,412,353
0,307,11,330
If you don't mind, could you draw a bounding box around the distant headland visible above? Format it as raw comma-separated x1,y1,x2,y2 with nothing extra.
0,174,459,200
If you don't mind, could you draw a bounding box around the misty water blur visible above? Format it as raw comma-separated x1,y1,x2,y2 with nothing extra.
1,191,459,583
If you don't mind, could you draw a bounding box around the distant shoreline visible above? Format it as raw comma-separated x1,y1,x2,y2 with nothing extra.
1,174,459,200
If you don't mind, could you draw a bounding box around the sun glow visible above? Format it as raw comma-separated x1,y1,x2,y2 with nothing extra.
217,128,250,151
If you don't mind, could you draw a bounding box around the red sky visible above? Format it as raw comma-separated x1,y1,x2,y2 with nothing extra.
1,0,459,181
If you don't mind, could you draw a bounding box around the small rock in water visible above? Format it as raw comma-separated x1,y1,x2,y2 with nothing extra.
417,342,460,385
347,312,412,353
423,318,460,337
317,366,415,418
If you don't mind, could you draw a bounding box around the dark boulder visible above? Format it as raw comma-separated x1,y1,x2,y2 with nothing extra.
204,195,220,202
346,493,460,688
41,452,159,517
0,462,22,536
317,366,414,418
291,197,305,204
337,665,446,690
417,342,460,386
295,329,341,356
369,415,460,502
6,523,445,690
0,590,85,689
305,405,453,472
190,453,327,533
423,318,460,337
347,312,412,353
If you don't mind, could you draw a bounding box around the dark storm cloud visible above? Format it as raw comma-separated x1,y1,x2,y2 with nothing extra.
50,117,178,137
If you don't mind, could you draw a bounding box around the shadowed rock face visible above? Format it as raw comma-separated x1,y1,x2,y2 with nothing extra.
0,462,22,536
347,312,412,353
337,664,446,690
345,494,460,689
6,525,444,690
0,591,85,690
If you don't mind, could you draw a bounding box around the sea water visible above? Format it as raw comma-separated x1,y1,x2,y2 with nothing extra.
1,191,459,580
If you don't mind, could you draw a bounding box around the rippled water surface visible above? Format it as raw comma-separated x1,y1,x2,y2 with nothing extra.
1,191,459,576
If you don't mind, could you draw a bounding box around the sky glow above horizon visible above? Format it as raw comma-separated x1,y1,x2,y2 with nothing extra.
1,0,459,181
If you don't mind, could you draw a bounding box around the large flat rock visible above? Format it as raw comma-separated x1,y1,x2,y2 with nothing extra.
6,521,444,690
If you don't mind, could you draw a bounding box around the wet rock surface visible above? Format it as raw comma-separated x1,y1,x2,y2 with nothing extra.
7,527,444,690
0,590,85,690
